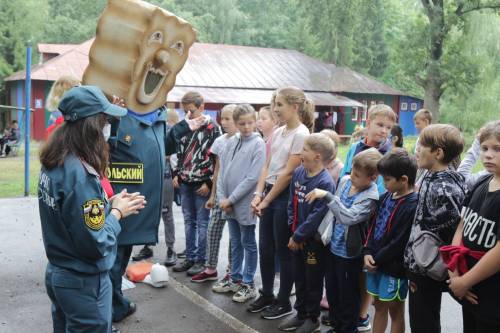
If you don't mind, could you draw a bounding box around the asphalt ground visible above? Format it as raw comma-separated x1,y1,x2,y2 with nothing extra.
0,197,463,332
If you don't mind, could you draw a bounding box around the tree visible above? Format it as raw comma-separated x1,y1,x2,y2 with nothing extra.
417,0,500,121
440,11,500,133
43,0,106,43
0,0,48,96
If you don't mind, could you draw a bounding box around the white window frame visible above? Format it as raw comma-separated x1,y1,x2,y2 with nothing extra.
351,107,359,121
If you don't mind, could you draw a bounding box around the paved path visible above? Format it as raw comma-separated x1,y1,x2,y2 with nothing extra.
0,197,463,332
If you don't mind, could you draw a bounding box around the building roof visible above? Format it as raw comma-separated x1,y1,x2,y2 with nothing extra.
6,40,93,82
175,43,334,91
330,67,405,95
37,43,78,55
6,39,412,105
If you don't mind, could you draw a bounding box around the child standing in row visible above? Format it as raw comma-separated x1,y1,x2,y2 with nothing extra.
321,129,344,184
341,104,396,193
364,149,418,333
390,125,404,149
278,133,336,332
191,104,237,284
340,104,396,331
413,109,433,187
217,104,266,302
447,120,500,332
257,105,279,157
404,124,466,333
173,92,221,276
249,87,314,319
307,148,382,333
413,108,432,154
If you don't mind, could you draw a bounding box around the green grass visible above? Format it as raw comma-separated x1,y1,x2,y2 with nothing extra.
0,136,486,198
0,142,41,198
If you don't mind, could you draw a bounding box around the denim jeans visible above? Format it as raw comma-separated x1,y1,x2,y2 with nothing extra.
258,187,293,305
162,176,175,248
180,183,210,262
227,219,257,285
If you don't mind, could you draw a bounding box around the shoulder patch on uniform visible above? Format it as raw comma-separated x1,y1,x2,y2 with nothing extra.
83,199,105,230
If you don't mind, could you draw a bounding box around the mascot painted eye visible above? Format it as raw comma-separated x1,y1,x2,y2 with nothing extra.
149,31,163,44
170,41,184,56
83,0,196,113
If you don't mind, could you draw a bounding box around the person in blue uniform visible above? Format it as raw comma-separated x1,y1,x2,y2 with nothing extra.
38,85,146,333
107,103,208,322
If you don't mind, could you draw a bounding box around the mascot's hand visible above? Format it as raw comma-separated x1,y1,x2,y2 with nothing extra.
112,95,126,108
185,111,208,131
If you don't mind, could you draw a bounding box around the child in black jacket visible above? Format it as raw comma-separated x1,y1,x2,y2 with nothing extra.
364,148,418,333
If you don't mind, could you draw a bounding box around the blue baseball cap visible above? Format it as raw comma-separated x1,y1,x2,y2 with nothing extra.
59,85,127,122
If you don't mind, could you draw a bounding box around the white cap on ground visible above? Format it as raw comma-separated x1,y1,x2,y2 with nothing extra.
143,263,169,288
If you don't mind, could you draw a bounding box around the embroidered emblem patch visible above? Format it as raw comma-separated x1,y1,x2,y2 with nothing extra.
124,134,132,144
83,199,105,230
306,251,318,265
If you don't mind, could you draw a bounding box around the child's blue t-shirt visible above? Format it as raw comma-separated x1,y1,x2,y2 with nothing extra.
330,179,360,258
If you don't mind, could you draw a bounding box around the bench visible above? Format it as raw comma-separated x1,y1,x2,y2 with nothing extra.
6,140,21,157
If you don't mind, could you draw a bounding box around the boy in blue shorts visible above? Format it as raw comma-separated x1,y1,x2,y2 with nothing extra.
363,148,418,333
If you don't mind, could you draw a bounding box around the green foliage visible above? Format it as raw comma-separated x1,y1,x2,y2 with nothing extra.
0,0,48,89
441,11,500,134
44,0,107,42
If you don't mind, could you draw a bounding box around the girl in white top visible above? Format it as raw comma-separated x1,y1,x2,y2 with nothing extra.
248,86,314,319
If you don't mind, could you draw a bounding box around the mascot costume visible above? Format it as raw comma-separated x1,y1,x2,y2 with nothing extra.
83,0,197,322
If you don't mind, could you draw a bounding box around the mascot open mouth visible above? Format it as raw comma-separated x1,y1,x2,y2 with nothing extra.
138,62,169,104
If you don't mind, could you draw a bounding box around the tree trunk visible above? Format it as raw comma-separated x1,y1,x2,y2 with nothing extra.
421,0,445,121
423,71,442,122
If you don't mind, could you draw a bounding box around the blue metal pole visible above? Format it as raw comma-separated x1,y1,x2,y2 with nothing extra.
24,44,32,197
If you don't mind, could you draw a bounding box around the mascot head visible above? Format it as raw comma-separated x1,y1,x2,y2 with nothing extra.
83,0,196,113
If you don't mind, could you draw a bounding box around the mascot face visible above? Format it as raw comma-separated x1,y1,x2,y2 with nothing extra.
83,0,196,113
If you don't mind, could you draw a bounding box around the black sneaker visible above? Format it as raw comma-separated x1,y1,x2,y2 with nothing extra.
177,249,187,258
187,262,205,276
112,302,136,322
172,260,194,272
296,318,320,333
164,247,177,267
261,302,293,320
247,292,275,313
132,245,153,261
278,316,305,331
321,313,332,326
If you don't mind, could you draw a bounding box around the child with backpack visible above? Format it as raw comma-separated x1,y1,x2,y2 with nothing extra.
404,124,466,333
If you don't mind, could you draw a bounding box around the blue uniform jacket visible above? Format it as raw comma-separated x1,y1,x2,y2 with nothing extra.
38,154,121,274
108,109,190,245
340,138,391,194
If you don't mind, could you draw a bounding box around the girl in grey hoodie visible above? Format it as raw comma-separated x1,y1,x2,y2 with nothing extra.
217,104,266,303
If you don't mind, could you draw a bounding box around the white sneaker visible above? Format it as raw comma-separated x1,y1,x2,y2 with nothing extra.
212,275,240,293
232,283,257,303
